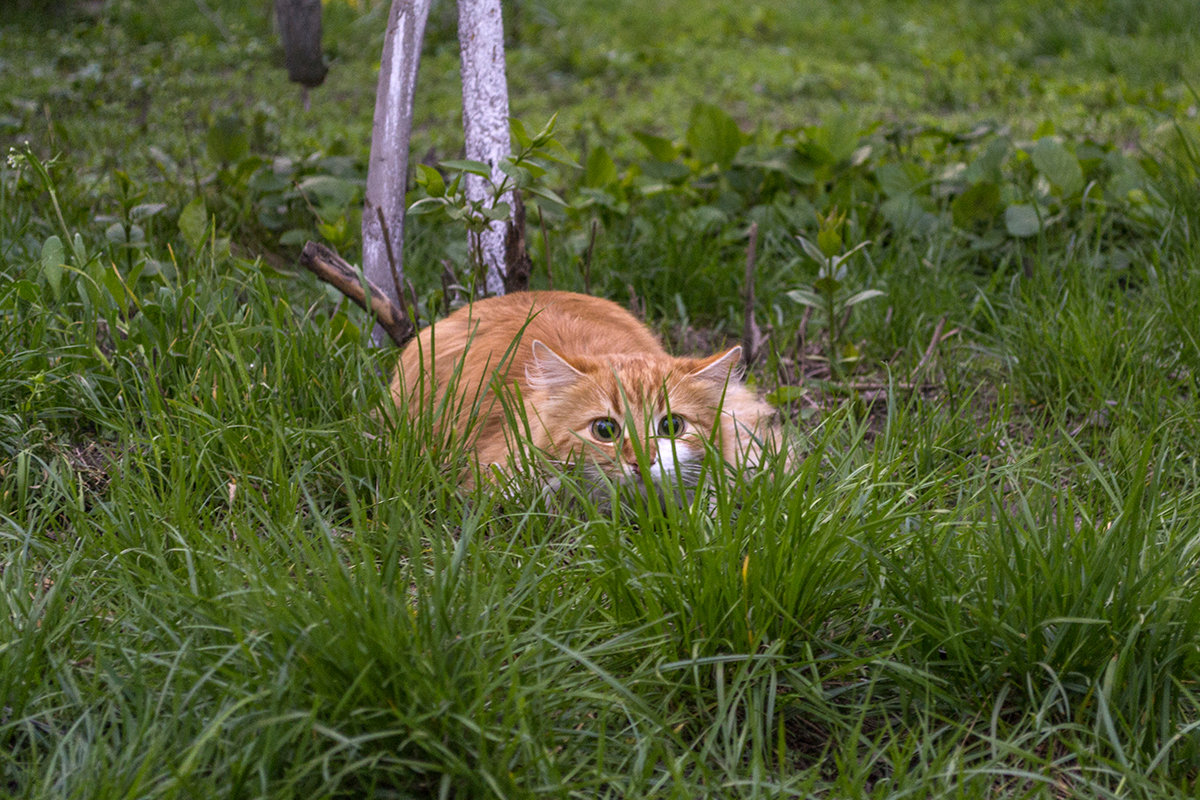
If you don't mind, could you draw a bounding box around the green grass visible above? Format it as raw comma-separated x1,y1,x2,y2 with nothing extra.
3,0,1200,797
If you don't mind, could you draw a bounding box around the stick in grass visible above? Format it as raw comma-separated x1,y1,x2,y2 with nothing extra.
580,219,598,295
911,315,952,382
299,240,415,348
742,222,766,366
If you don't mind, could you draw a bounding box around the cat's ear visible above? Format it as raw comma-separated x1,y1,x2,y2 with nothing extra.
526,340,584,390
687,346,744,386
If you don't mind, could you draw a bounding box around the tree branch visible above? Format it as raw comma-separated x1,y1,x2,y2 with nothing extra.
742,222,766,365
299,241,414,348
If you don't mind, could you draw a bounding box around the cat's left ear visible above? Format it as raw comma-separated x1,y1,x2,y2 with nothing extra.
526,340,584,390
687,346,744,386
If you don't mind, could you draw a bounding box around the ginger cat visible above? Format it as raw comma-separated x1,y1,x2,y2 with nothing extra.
390,291,778,490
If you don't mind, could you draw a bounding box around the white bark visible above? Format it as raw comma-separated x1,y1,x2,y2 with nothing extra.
362,0,431,346
457,0,513,296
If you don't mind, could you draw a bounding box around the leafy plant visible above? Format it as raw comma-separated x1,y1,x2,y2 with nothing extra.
408,115,576,293
786,213,883,376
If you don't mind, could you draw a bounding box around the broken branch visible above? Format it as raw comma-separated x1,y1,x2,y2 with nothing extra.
741,221,766,365
298,240,415,348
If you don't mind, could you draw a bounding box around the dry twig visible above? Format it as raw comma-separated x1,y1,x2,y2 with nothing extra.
911,316,960,382
580,219,598,294
298,241,415,348
742,222,766,365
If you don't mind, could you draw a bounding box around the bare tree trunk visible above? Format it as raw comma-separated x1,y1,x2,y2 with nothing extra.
275,0,327,92
362,0,432,347
457,0,514,296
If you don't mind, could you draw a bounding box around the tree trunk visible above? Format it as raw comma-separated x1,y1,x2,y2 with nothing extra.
457,0,516,296
274,0,327,90
362,0,432,347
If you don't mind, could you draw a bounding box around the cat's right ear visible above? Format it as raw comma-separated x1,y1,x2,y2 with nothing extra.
688,346,745,386
526,340,584,390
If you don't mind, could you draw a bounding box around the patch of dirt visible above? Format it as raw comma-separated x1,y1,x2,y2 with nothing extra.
63,439,114,498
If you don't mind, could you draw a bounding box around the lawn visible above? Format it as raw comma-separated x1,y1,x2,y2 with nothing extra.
2,0,1199,797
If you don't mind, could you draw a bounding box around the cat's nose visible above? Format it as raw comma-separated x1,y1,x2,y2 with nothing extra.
621,440,656,467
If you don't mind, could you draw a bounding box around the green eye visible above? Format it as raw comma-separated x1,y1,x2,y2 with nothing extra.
590,417,621,442
657,414,686,437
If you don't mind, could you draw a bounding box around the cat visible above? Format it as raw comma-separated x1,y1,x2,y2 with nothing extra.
389,291,779,491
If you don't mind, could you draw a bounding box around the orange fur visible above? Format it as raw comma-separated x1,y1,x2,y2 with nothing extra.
390,291,778,488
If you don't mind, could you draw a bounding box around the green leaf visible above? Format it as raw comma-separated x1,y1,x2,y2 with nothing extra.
1004,203,1041,237
297,175,360,208
71,232,87,265
130,202,168,221
639,160,692,183
101,263,126,304
829,239,872,270
584,145,618,189
686,103,744,169
525,184,571,210
40,235,65,298
577,187,627,214
481,202,511,221
13,279,40,303
964,137,1011,184
951,181,1001,228
633,131,679,162
785,289,823,309
1033,119,1056,138
498,162,532,189
680,205,728,233
880,196,941,236
1030,138,1084,196
815,112,861,164
532,138,581,168
875,162,927,198
531,112,559,146
415,164,445,198
178,197,209,250
407,197,448,216
844,288,885,307
502,158,545,182
206,114,249,165
735,149,817,185
440,159,493,178
279,228,312,246
796,235,827,266
817,226,842,258
812,274,841,295
795,138,836,167
765,385,807,405
509,117,531,149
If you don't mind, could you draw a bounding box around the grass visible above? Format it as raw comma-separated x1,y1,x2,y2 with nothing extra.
3,0,1200,796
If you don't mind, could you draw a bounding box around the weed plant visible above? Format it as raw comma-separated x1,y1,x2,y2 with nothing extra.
2,0,1200,797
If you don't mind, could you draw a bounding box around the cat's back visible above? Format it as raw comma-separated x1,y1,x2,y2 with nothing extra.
394,291,665,404
441,291,665,358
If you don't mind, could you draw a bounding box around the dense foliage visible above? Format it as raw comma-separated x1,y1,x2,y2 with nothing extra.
2,0,1199,797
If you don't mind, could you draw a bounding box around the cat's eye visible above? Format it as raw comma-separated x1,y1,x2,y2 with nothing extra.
590,417,621,442
657,414,686,437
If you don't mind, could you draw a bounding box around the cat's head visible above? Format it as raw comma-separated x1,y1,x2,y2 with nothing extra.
521,340,744,488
